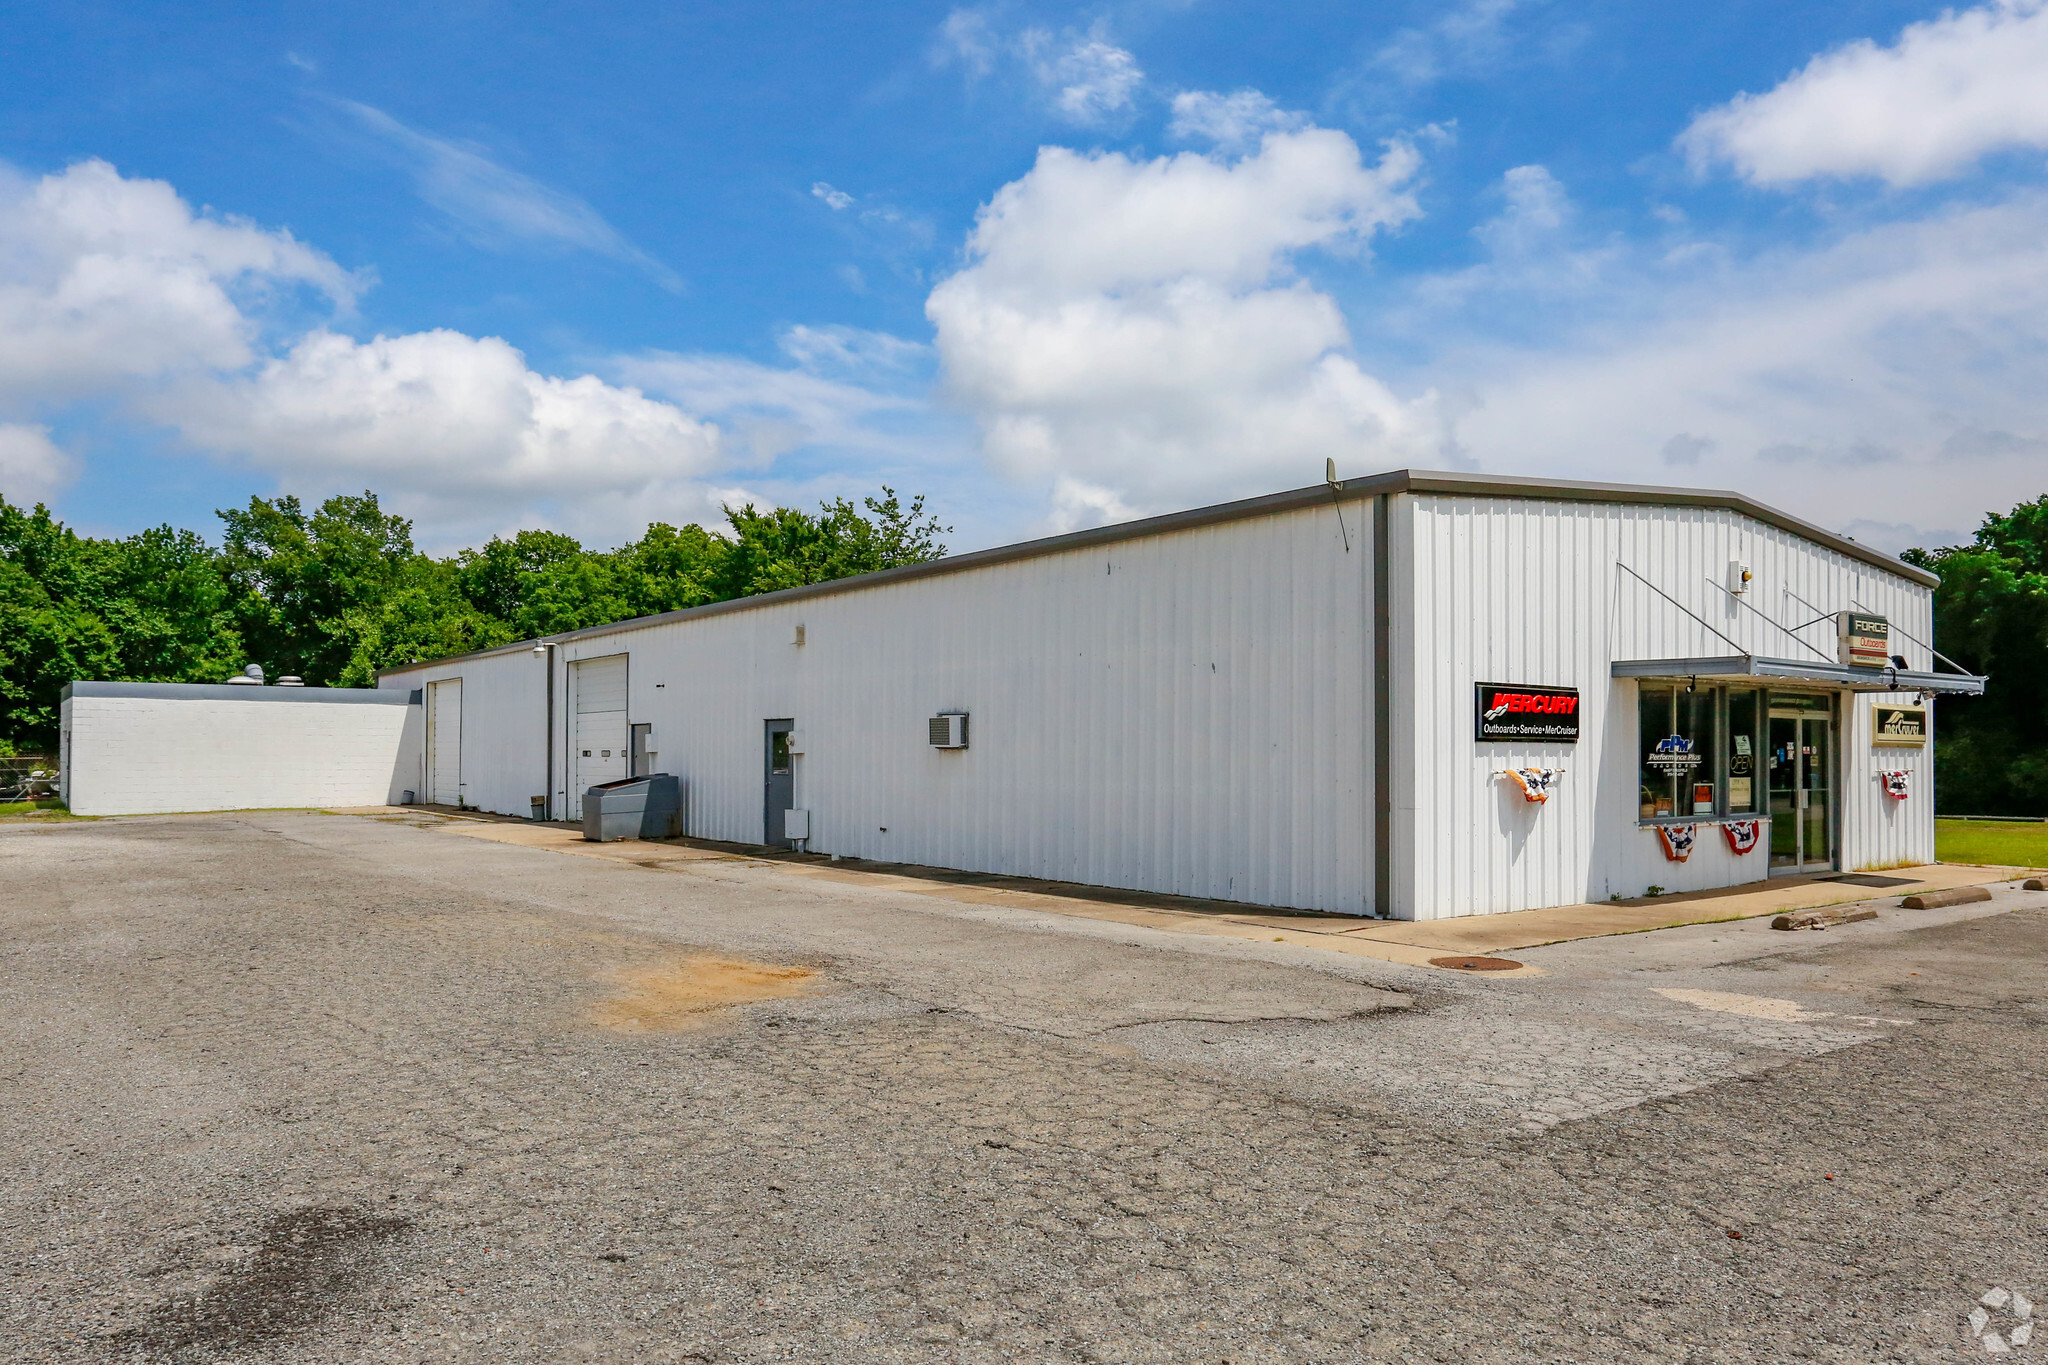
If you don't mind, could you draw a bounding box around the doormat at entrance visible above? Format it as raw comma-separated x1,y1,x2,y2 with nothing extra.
1816,874,1917,888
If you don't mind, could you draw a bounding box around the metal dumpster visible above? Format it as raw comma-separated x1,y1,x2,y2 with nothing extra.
582,773,684,842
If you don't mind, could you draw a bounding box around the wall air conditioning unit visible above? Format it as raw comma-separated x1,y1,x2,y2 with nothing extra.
928,713,969,749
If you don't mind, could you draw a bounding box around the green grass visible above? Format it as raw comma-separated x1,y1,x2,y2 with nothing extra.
1936,818,2048,868
0,799,90,820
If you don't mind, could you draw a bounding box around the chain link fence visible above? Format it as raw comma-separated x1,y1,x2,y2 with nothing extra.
1,757,59,803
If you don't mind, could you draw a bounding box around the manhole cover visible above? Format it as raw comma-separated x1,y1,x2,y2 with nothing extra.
1428,955,1523,971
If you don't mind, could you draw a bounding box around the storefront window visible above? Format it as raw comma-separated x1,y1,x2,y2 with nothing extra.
1638,685,1719,821
1725,689,1761,814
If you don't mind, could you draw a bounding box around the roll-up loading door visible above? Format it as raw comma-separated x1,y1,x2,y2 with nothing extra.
428,678,463,805
571,655,629,819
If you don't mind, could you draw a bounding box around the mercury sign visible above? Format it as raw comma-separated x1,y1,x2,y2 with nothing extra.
1873,703,1927,747
1837,611,1891,669
1474,683,1581,742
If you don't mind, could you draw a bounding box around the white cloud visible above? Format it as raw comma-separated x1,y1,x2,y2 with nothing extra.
1434,190,2048,539
617,325,933,467
0,158,955,545
154,328,723,499
0,159,357,404
926,128,1447,521
0,424,73,503
933,8,1000,77
1023,26,1144,124
933,11,1144,125
1370,0,1524,88
1680,0,2048,187
0,159,775,538
811,181,854,211
335,100,681,287
1167,89,1308,154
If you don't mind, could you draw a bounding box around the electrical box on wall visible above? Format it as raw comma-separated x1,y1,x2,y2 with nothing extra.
928,713,968,749
1727,560,1752,594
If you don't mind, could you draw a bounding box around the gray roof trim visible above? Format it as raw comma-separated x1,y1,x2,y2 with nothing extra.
62,681,419,705
379,468,1939,677
1611,655,1985,695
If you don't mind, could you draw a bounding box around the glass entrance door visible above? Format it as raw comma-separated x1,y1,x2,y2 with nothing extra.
1767,696,1835,874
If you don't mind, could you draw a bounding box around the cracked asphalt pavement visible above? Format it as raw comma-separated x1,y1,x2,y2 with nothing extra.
5,811,2047,1362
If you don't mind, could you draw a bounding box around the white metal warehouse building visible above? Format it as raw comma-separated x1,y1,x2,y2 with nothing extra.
377,469,1980,920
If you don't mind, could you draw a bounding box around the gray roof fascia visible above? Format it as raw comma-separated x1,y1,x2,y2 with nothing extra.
1395,471,1940,588
1610,655,1985,695
379,468,1938,677
62,681,419,704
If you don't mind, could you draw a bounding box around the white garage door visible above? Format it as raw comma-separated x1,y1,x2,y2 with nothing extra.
428,678,463,805
571,655,629,818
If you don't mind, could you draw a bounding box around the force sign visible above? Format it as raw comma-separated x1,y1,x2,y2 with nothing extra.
1475,683,1581,742
1837,612,1890,669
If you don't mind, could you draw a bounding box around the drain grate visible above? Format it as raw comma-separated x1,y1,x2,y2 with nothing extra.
1428,955,1523,971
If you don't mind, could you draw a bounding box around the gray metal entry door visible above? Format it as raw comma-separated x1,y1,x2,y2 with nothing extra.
763,719,794,847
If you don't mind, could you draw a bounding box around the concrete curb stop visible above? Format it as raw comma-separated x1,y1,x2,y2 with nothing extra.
1772,905,1879,931
1900,886,1995,910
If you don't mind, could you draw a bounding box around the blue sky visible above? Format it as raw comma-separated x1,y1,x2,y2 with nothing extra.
3,0,2045,554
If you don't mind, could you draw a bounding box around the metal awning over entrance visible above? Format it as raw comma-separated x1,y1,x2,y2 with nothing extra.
1611,655,1986,695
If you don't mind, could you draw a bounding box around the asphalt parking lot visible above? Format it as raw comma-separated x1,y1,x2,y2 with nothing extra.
5,811,2047,1363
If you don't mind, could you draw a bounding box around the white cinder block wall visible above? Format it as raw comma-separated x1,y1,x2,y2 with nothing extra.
59,683,418,816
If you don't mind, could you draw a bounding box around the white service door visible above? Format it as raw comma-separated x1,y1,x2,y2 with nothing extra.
428,678,463,805
571,655,629,818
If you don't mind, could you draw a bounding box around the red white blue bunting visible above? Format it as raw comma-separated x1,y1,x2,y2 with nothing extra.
1722,819,1761,855
1657,824,1697,862
1882,770,1910,800
1504,767,1559,802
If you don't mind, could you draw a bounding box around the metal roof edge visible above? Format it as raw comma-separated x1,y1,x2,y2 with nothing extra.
1398,472,1940,588
66,681,418,704
379,468,1937,677
380,474,1412,674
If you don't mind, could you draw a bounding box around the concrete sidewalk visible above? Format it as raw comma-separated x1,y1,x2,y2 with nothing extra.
349,808,2039,972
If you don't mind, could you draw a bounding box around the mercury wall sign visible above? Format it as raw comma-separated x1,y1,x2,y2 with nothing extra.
1474,683,1581,742
1837,611,1891,669
1872,703,1927,747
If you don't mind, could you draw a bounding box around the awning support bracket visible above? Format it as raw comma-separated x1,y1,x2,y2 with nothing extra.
1616,562,1745,655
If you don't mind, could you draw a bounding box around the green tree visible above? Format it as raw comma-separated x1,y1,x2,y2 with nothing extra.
217,492,419,683
711,487,949,598
1904,494,2048,815
0,484,947,753
0,498,245,749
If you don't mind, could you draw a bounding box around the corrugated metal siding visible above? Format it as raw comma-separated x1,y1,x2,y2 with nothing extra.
1398,494,1936,918
1841,691,1935,870
540,504,1375,914
380,656,547,815
428,678,462,804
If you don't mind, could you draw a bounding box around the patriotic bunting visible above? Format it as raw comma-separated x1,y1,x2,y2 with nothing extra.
1722,819,1761,855
1657,824,1697,862
1882,770,1910,800
1504,767,1559,802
